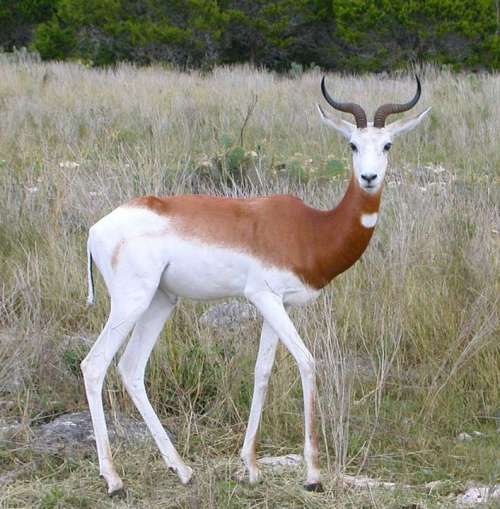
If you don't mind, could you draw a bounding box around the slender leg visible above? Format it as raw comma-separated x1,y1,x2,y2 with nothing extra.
81,296,156,494
246,291,322,490
240,320,279,483
117,289,193,485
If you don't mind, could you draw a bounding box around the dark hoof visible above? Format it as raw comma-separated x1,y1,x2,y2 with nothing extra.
304,482,324,492
108,487,125,498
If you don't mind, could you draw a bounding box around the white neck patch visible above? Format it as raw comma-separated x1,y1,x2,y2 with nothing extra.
360,212,378,228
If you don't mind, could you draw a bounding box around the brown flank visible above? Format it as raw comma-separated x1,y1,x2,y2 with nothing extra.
128,177,381,290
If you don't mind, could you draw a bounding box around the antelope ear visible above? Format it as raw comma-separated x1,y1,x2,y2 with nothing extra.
385,107,432,137
317,104,355,140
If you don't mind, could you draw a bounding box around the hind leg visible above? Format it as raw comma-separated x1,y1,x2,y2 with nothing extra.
81,277,161,494
118,289,193,485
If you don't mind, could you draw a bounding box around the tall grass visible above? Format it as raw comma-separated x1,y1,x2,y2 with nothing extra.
0,58,498,501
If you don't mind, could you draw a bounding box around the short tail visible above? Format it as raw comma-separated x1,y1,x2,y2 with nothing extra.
87,239,95,306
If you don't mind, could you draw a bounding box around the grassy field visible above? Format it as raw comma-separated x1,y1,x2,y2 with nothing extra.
0,56,499,508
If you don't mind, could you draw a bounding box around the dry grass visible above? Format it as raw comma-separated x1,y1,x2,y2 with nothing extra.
0,57,499,507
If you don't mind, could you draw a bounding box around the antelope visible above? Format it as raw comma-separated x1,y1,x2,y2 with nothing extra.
82,76,430,495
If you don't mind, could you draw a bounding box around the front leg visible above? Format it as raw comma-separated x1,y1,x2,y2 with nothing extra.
240,320,279,483
246,290,322,491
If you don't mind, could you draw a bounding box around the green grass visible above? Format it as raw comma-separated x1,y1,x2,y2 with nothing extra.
0,58,498,507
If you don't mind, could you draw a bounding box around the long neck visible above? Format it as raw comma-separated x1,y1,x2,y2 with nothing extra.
313,176,382,287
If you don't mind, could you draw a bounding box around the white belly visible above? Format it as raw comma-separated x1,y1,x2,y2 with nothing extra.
158,236,320,305
159,239,249,299
91,207,321,306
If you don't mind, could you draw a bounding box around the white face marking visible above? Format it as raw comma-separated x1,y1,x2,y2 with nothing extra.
349,127,392,194
360,212,378,228
319,104,432,193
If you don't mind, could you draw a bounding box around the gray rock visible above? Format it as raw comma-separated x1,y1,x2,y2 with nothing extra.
340,474,409,491
235,454,303,482
200,301,258,330
258,454,302,470
456,431,485,442
29,411,163,456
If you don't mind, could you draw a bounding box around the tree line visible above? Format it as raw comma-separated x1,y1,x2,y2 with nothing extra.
1,0,498,72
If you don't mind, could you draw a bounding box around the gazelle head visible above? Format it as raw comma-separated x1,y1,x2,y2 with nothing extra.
317,76,431,194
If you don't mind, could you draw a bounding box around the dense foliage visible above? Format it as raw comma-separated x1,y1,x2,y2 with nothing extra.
1,1,499,71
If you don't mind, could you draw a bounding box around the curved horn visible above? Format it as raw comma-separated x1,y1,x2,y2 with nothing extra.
373,75,421,128
321,76,367,128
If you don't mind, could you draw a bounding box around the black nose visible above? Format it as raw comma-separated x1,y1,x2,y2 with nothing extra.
361,173,377,183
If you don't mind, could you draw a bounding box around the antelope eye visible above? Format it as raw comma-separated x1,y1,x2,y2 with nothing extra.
349,143,358,152
384,142,392,151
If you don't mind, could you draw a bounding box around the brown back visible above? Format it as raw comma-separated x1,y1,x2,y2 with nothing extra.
129,180,380,289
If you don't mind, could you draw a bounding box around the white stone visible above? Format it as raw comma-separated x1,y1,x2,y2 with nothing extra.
340,474,407,491
258,454,303,468
59,161,80,169
0,422,23,442
456,485,500,507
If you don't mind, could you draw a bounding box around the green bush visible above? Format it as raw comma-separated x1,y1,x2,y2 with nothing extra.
2,1,500,71
32,19,76,60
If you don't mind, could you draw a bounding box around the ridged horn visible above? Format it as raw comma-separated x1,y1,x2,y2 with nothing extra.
373,75,421,128
321,76,367,128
